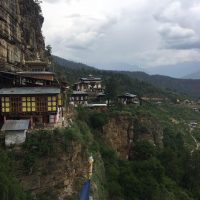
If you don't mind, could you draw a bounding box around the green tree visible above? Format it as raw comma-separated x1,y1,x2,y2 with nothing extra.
133,141,156,161
46,45,52,56
105,75,121,105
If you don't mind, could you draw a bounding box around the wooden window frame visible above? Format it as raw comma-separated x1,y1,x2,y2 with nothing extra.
47,96,57,112
1,96,10,113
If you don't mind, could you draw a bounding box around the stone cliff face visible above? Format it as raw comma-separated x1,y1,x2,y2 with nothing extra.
0,0,45,70
103,115,134,160
15,141,89,199
102,113,163,160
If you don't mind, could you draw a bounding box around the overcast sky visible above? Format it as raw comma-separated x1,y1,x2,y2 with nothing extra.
41,0,200,70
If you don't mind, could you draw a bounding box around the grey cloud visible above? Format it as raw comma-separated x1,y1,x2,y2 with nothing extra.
65,44,88,50
42,0,200,69
43,0,60,3
155,0,200,50
43,0,79,3
48,14,118,52
158,25,200,49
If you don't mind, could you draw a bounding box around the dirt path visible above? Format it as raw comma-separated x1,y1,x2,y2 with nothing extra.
190,128,200,153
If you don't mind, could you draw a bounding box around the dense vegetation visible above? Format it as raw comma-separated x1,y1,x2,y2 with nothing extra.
78,103,200,200
1,102,200,199
1,56,200,199
0,150,33,200
125,71,200,98
52,59,185,103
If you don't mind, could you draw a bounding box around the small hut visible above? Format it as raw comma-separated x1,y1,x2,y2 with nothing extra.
1,119,30,146
118,93,139,105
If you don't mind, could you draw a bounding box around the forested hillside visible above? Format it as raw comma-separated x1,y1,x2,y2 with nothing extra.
2,100,200,199
52,56,200,98
52,59,183,101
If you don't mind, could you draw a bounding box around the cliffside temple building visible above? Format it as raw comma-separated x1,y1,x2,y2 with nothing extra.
74,75,104,94
69,91,88,106
0,1,66,147
70,75,107,107
16,58,55,81
0,87,63,127
0,60,65,129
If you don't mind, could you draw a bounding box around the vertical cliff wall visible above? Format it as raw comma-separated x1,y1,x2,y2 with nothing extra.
102,114,163,160
0,0,45,70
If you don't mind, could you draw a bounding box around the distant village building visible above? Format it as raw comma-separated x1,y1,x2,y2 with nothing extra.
183,99,192,104
141,97,168,104
192,108,199,112
69,91,88,106
1,119,30,146
189,122,198,129
118,93,139,105
70,75,106,106
74,75,104,94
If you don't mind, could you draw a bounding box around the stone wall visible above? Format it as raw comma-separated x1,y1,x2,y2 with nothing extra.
0,0,45,70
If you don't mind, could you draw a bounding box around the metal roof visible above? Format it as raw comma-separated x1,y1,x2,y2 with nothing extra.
72,91,88,95
1,120,30,131
80,77,101,81
0,87,60,95
85,104,107,107
17,71,55,75
119,93,137,98
125,93,137,97
97,92,105,96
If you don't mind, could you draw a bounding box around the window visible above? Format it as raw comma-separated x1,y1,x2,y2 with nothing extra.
1,97,10,112
22,97,36,112
58,94,63,106
47,96,57,111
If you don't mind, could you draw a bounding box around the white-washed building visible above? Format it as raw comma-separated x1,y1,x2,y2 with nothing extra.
1,119,30,146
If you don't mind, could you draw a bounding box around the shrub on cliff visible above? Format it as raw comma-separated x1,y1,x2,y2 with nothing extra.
89,112,108,130
0,150,33,200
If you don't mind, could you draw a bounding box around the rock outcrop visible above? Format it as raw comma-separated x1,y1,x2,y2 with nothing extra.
15,141,89,199
102,113,163,160
103,115,134,160
0,0,45,70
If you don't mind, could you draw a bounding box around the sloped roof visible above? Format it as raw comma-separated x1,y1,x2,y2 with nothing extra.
118,93,137,98
17,71,55,75
0,87,60,95
1,120,30,131
72,91,88,95
80,77,101,81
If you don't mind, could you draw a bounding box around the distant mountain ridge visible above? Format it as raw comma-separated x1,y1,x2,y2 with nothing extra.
53,56,200,98
52,55,95,70
183,71,200,79
133,61,200,78
126,71,200,97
